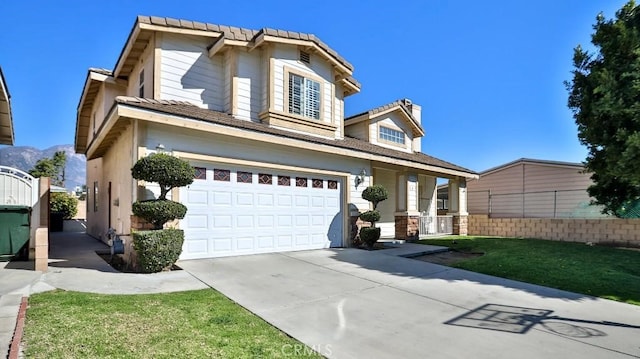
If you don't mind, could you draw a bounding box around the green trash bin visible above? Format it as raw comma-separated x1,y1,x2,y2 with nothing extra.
0,205,31,261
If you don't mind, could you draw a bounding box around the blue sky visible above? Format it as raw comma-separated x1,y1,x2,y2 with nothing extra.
0,1,628,172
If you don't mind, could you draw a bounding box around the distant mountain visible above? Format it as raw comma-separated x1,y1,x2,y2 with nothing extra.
0,144,86,191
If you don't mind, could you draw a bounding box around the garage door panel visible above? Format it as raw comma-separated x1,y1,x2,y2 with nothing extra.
213,215,232,228
185,214,208,229
257,193,274,206
187,189,208,205
236,237,254,250
257,215,274,228
181,164,344,259
186,238,208,255
236,192,254,206
212,191,231,205
296,215,309,226
311,196,324,207
278,215,293,227
213,238,233,252
311,215,324,226
258,236,274,248
295,195,309,207
277,194,292,207
236,215,254,228
295,234,310,245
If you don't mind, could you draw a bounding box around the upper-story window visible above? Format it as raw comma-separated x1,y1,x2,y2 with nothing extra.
289,73,320,120
379,126,405,144
138,69,145,97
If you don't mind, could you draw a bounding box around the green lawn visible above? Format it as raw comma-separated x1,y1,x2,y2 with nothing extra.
419,236,640,305
23,289,322,359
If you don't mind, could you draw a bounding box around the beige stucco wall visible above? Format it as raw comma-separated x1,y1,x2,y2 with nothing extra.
86,124,135,241
469,214,640,247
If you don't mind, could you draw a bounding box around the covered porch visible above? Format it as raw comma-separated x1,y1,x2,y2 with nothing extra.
365,164,474,241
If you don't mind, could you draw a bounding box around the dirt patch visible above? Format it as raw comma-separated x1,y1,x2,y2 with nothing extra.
412,250,483,266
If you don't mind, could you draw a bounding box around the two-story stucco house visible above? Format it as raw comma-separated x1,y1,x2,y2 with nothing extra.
75,16,477,260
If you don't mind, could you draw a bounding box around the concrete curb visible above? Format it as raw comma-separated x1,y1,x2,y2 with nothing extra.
7,297,27,359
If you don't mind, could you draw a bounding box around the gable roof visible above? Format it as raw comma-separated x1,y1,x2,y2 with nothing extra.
113,16,360,94
75,68,120,153
481,158,584,177
345,99,424,137
104,97,476,178
0,66,14,145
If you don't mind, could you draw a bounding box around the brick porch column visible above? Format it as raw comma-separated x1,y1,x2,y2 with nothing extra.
395,214,420,241
452,215,468,235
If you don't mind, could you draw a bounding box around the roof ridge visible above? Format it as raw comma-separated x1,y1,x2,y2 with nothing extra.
134,15,353,72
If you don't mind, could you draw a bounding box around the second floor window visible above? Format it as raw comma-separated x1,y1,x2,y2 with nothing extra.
379,126,405,144
289,73,320,120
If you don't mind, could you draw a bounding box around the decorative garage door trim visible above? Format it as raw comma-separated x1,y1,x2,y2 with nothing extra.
178,159,346,260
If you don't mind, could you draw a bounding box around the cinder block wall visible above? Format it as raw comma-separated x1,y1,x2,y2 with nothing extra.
468,215,640,248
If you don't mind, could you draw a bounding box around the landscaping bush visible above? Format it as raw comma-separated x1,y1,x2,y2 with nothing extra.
361,185,388,210
131,153,195,200
132,199,187,229
359,210,381,223
133,229,184,273
358,185,388,249
359,227,381,248
50,192,78,220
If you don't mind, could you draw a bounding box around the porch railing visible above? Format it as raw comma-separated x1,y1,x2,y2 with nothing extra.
419,213,453,237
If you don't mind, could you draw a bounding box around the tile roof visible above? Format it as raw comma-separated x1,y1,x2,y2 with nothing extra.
345,99,416,122
137,15,355,74
115,97,476,176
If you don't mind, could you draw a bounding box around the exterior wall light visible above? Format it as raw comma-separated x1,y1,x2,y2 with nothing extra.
355,168,367,189
156,143,165,153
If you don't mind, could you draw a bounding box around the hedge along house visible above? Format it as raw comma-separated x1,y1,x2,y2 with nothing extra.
75,16,477,260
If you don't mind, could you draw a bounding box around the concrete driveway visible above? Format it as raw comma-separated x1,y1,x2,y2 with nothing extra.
180,247,640,359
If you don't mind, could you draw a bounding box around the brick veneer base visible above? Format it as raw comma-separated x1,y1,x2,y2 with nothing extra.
395,215,419,241
469,215,640,247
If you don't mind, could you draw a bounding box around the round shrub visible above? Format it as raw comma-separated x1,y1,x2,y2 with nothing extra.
50,192,78,220
359,210,381,223
359,227,381,249
131,153,195,200
133,229,184,273
132,199,187,229
362,185,388,210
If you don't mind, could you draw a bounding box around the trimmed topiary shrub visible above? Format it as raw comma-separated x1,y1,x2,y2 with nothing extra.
132,200,187,230
359,210,381,223
361,185,388,210
358,185,388,249
50,192,78,220
129,153,195,273
359,227,381,248
131,153,195,200
133,229,184,273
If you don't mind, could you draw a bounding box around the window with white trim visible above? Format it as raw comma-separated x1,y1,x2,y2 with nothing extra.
288,73,320,120
379,126,405,144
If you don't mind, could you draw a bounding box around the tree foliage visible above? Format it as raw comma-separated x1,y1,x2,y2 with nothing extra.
29,151,66,187
566,1,640,216
131,153,195,200
50,192,78,220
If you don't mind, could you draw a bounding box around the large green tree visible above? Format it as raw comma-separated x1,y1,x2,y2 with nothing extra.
566,1,640,216
29,151,67,187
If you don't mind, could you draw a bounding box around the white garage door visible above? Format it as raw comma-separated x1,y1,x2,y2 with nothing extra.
179,163,344,259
